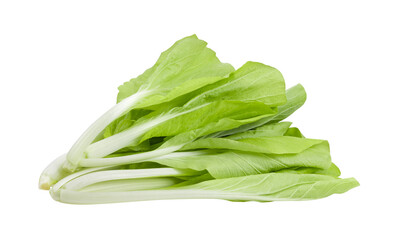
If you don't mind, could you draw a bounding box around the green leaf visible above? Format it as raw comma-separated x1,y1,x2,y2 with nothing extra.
212,84,306,138
225,122,292,140
173,173,359,201
156,114,273,150
264,84,307,124
237,137,326,154
150,141,331,179
117,35,235,106
284,127,304,138
275,163,341,177
181,136,326,154
139,101,277,144
184,61,286,108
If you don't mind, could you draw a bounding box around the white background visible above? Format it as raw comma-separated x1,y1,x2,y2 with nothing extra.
1,0,394,239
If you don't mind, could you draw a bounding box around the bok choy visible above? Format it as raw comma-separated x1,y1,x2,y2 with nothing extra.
39,35,358,204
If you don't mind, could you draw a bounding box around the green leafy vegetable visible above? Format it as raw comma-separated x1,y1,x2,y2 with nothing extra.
39,35,358,205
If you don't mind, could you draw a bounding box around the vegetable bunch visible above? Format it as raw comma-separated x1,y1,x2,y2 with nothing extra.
39,35,358,204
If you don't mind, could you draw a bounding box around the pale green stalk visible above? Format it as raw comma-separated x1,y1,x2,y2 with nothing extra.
51,165,117,193
79,145,185,167
51,189,271,204
80,178,180,192
63,168,195,190
66,90,151,168
85,103,209,159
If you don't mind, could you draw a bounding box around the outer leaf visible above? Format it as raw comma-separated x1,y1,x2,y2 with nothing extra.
173,173,359,201
150,141,331,179
51,173,359,204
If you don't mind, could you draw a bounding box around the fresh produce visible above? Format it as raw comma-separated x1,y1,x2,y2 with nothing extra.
39,35,359,204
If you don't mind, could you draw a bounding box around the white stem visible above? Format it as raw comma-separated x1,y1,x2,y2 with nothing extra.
51,165,117,193
152,150,209,159
51,189,272,204
85,115,171,158
39,154,68,190
63,168,194,190
66,90,151,167
80,178,180,192
79,145,183,167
